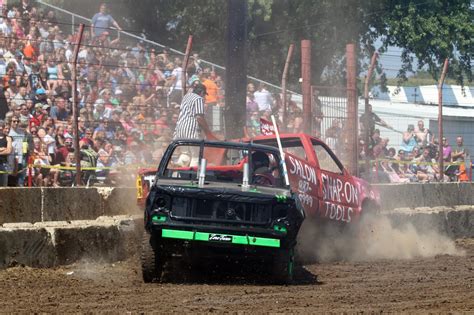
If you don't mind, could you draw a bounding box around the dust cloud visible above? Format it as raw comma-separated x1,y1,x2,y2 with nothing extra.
296,214,465,263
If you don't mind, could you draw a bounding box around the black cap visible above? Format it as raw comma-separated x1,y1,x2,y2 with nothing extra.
193,83,207,96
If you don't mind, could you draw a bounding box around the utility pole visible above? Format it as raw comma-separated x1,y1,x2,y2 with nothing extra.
364,52,378,178
72,24,85,186
182,35,193,96
346,43,357,175
281,44,295,131
224,0,247,139
438,58,449,180
301,40,311,134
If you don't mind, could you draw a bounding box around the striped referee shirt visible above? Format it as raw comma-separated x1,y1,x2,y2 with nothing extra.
173,92,205,140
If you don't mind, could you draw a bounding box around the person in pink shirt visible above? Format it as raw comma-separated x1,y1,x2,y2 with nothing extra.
442,137,452,162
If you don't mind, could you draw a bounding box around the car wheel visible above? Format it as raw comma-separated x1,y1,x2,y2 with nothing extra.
272,247,294,284
141,231,163,283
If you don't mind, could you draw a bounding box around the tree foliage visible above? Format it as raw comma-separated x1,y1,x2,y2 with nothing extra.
371,0,473,85
47,0,473,89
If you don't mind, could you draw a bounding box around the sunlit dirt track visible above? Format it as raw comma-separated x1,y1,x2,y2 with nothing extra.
0,239,472,313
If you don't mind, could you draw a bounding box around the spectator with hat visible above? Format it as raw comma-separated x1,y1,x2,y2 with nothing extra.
173,83,211,140
33,88,48,106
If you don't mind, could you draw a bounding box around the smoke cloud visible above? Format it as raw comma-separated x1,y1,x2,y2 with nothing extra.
297,213,465,263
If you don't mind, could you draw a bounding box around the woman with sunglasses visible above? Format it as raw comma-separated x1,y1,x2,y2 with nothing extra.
0,120,13,186
8,115,28,186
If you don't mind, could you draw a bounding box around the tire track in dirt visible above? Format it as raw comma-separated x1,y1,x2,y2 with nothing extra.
0,239,472,313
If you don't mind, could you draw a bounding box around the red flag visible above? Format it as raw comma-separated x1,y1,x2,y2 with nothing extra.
260,118,276,136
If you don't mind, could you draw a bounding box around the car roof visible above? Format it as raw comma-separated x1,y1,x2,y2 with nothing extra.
170,139,282,155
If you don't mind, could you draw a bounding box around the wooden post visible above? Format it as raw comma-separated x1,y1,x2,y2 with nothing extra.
301,40,311,134
182,35,193,96
438,58,449,181
72,24,85,186
281,44,294,132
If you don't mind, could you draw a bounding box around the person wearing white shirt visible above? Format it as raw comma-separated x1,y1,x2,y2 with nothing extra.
254,83,273,112
167,59,183,106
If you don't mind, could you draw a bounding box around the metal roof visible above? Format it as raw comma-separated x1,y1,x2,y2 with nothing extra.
371,85,474,107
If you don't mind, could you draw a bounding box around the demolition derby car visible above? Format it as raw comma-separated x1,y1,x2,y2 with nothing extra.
138,133,380,223
141,139,305,283
139,133,381,283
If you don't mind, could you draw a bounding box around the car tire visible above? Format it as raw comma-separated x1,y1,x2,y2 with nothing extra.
272,248,294,285
141,231,163,283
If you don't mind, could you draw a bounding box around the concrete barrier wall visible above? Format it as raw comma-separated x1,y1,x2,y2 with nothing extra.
0,183,473,224
0,187,139,224
0,185,472,270
373,182,474,210
388,207,474,239
0,216,142,269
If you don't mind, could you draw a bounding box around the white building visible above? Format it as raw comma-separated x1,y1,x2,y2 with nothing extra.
367,85,474,153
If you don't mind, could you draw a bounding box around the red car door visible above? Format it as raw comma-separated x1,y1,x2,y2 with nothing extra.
310,139,359,224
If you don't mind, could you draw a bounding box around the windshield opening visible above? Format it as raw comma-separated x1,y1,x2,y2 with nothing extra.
161,143,285,188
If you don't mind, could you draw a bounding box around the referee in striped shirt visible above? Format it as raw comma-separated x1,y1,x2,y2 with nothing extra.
173,83,212,140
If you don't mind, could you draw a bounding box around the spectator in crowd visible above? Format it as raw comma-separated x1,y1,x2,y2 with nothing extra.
312,89,324,136
401,124,417,153
452,136,469,162
31,135,51,186
253,83,273,112
8,116,29,186
415,120,431,146
91,3,122,38
367,128,381,159
201,71,219,129
359,104,391,139
450,135,470,182
415,148,437,182
167,59,183,106
244,111,260,138
19,103,31,124
325,119,342,153
442,137,452,162
409,146,422,161
0,120,13,186
373,138,389,159
49,96,68,121
12,85,28,107
246,91,258,114
388,149,415,182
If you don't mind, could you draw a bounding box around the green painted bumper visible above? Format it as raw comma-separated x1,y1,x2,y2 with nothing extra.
161,228,280,248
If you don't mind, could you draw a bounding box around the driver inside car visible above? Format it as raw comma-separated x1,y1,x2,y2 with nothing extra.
251,151,275,186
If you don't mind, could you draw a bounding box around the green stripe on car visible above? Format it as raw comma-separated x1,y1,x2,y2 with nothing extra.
161,229,280,248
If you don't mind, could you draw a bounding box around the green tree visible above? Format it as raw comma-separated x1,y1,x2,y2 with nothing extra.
370,0,473,86
44,0,473,88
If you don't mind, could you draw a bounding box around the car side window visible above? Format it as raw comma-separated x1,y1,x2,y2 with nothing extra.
312,142,343,174
163,145,200,179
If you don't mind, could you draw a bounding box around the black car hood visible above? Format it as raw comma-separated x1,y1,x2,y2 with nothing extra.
153,179,291,205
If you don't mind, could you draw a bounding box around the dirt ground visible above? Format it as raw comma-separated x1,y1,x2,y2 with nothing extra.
0,238,472,313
